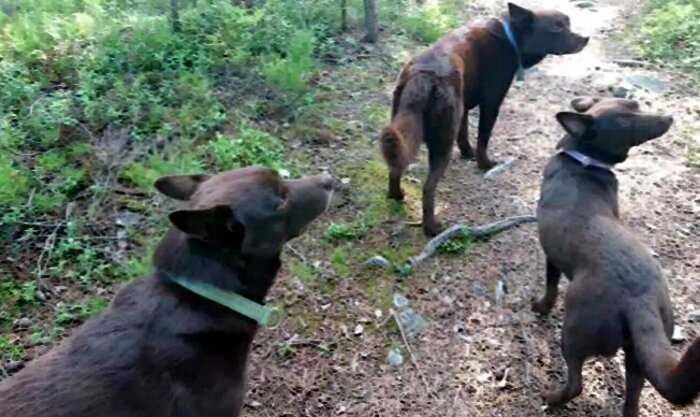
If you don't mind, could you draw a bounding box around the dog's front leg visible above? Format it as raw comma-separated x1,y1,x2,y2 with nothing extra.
476,104,501,170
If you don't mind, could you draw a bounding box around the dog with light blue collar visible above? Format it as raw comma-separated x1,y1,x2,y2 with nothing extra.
381,2,589,236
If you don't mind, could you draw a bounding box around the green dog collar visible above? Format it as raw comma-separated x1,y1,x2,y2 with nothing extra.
167,275,282,328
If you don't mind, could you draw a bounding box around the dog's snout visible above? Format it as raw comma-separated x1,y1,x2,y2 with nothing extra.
662,115,674,125
582,37,590,46
320,174,334,191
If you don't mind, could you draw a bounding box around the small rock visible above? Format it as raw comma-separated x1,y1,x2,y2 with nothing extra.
278,169,291,179
248,400,262,409
671,326,686,343
575,1,596,9
612,86,629,98
688,310,700,323
35,290,46,302
365,255,392,269
387,348,404,367
354,324,364,336
5,361,23,373
14,317,31,328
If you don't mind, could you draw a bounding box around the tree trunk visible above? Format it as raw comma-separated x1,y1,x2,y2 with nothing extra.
170,0,181,32
362,0,378,43
341,0,348,32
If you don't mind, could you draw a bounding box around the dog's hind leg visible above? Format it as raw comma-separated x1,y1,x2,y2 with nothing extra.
422,142,452,236
422,86,462,236
532,260,562,315
622,347,644,417
457,111,474,159
545,348,584,407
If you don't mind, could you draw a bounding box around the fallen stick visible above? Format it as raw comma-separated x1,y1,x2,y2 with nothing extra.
393,311,437,400
409,215,537,268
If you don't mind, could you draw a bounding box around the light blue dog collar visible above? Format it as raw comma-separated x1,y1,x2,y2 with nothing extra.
502,20,525,81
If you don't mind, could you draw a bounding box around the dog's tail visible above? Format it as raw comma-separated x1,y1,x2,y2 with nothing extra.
380,73,433,171
628,310,700,405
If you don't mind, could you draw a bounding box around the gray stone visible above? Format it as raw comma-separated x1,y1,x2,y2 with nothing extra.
365,255,392,269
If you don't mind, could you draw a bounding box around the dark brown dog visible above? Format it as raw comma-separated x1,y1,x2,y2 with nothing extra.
0,167,334,417
381,3,588,236
534,97,699,416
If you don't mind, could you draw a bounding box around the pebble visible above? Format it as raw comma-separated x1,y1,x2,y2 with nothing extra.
671,326,686,343
387,348,404,367
365,255,392,269
688,310,700,323
14,317,31,328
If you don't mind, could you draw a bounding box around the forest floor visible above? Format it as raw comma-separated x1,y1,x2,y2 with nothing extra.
3,0,700,416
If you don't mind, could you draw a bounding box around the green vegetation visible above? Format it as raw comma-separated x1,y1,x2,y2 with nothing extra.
640,0,700,84
0,0,469,366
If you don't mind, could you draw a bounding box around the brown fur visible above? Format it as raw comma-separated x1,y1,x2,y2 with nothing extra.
0,167,334,417
381,3,588,236
535,98,699,416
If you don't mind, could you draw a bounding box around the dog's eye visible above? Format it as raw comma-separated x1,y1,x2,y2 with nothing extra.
550,21,566,32
276,188,289,212
616,117,633,128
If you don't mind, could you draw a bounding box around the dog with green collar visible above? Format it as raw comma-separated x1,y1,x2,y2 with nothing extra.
0,166,334,417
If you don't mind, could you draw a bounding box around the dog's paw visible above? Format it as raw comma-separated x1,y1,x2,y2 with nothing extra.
531,299,553,316
477,158,498,171
544,389,564,407
423,221,444,237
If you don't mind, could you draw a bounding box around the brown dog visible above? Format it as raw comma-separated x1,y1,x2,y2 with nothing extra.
381,3,588,236
534,97,699,416
0,167,334,417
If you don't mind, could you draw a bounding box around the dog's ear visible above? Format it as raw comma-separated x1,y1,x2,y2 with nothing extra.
556,112,594,139
508,3,534,27
155,174,210,201
571,97,600,113
169,205,242,243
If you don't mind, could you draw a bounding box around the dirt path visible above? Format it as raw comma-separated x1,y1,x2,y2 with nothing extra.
250,1,700,416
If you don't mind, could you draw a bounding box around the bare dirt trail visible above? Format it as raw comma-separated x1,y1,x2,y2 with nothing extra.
245,1,700,416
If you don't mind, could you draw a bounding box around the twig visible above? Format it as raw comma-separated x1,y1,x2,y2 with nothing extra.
285,244,309,265
393,311,437,400
409,215,537,268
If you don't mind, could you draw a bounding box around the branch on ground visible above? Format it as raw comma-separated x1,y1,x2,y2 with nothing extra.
408,215,537,268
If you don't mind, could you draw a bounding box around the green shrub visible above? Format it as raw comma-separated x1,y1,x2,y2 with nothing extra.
640,1,700,77
262,29,316,95
205,121,289,172
0,153,30,206
399,4,460,43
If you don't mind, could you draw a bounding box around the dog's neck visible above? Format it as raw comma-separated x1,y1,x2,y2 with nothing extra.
557,134,627,166
484,18,547,75
153,228,281,304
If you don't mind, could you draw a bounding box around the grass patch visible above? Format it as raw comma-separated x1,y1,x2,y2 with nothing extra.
639,1,700,86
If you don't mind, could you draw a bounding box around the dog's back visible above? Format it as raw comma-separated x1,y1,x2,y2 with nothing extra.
535,98,700,415
0,279,155,417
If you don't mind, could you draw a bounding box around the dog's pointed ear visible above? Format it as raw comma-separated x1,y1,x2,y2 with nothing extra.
155,174,210,201
508,3,534,26
571,97,600,113
556,112,594,139
169,205,239,242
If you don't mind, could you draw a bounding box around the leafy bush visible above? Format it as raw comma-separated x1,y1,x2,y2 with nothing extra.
640,1,700,78
206,121,289,172
398,3,460,43
263,29,316,95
